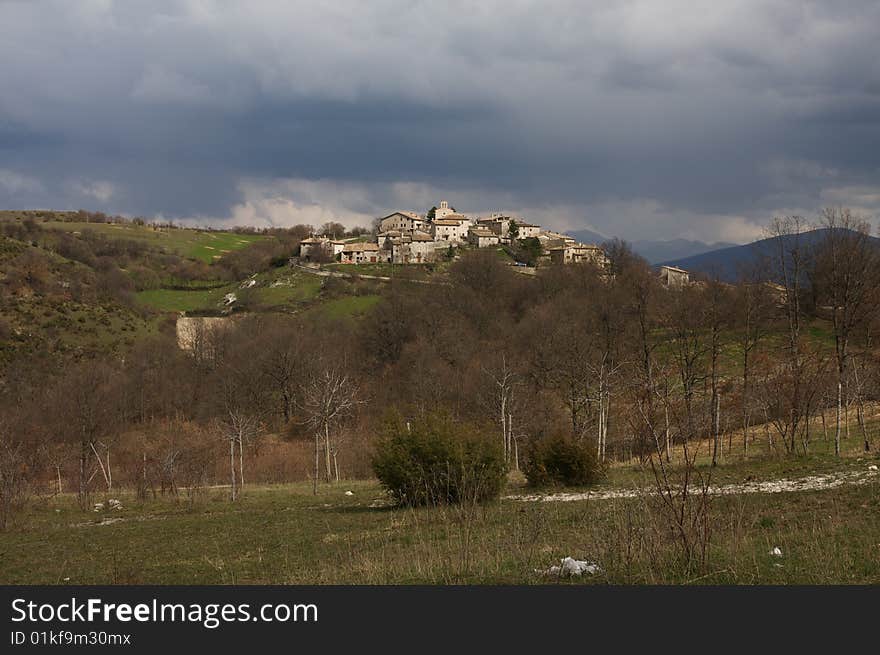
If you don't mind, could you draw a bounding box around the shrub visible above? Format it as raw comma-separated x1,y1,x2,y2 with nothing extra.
524,435,602,487
372,412,505,507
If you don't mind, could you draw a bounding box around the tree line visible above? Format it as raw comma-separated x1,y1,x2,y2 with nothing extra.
1,209,879,527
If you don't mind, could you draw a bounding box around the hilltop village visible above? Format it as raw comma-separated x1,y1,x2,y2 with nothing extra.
299,200,610,268
296,200,690,286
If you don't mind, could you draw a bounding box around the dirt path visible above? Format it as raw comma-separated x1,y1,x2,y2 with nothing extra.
506,466,879,503
292,262,442,285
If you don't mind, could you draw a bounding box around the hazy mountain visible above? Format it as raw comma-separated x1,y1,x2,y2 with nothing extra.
562,230,737,264
658,228,880,282
631,238,737,264
565,228,607,245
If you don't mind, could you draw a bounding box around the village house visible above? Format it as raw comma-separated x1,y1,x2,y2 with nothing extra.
549,242,611,269
341,241,381,264
477,215,514,239
468,226,500,248
432,217,470,244
658,265,690,287
391,231,436,263
377,230,403,249
537,231,576,251
299,236,345,261
512,221,541,240
379,211,427,233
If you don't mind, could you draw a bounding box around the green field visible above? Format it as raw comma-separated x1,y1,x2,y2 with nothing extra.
324,262,447,279
43,222,266,263
134,270,364,314
1,409,877,585
2,458,877,584
313,294,381,319
0,296,160,358
135,287,230,312
253,271,323,307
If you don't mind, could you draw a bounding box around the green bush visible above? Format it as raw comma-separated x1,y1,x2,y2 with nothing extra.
372,412,506,507
524,435,602,487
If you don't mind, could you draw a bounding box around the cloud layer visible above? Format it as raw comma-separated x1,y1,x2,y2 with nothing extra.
1,1,879,241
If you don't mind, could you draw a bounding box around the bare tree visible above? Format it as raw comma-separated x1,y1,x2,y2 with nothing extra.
300,365,362,493
765,215,811,453
52,361,119,508
733,272,774,454
215,345,268,501
812,208,879,454
664,285,709,450
483,353,519,469
258,320,304,424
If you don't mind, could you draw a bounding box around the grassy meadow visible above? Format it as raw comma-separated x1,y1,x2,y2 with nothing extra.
2,429,877,585
44,221,266,263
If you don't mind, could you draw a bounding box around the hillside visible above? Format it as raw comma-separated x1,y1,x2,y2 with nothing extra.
42,220,266,263
632,238,737,264
0,212,393,360
565,228,607,245
659,228,880,281
564,226,738,264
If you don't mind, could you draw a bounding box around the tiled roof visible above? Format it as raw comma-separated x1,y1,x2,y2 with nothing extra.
343,242,380,252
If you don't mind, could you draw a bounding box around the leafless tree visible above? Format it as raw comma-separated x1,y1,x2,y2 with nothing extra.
215,347,268,501
483,353,519,469
300,365,362,493
733,272,774,454
52,361,120,508
765,215,812,453
811,208,879,454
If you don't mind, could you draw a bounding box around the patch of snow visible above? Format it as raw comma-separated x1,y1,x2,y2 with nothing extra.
508,468,880,503
536,557,601,577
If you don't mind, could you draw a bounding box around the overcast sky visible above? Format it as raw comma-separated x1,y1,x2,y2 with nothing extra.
1,1,879,242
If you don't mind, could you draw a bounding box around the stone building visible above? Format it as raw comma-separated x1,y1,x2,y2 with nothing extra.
379,211,426,233
549,242,610,269
341,242,381,264
468,226,500,248
658,265,690,287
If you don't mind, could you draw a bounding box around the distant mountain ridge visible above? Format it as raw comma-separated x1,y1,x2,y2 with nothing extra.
631,238,737,264
658,228,880,282
564,229,738,264
565,228,607,246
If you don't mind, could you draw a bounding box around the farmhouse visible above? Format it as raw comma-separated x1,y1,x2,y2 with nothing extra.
512,222,541,240
550,242,610,269
658,265,689,287
538,231,576,251
468,227,500,248
477,215,514,239
379,211,426,233
341,242,381,264
432,217,470,244
299,236,345,261
392,231,436,263
377,230,402,248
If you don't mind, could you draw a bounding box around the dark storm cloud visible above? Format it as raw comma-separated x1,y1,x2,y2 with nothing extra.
1,1,879,240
